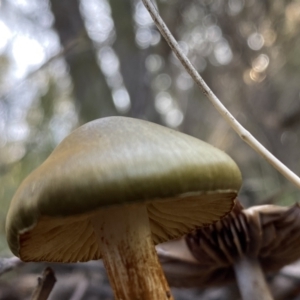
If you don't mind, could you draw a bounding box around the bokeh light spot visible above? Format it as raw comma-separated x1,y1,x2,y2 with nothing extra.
247,33,264,50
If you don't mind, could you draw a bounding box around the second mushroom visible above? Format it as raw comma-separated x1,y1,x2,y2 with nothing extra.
159,201,300,300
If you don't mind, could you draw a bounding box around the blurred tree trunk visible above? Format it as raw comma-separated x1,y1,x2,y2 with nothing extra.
49,0,117,123
109,0,160,123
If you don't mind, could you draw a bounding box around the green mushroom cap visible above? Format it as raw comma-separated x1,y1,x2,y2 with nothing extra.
6,117,242,262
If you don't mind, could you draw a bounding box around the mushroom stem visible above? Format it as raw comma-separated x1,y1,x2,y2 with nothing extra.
233,256,273,300
91,204,173,300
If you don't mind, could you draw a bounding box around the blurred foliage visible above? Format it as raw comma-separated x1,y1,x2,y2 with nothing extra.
1,0,300,255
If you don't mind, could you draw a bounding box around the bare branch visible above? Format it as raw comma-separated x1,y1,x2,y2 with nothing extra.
141,0,300,189
0,37,80,103
31,267,56,300
69,278,89,300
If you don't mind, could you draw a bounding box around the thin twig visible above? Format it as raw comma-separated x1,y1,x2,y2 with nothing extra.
69,278,89,300
0,256,23,276
0,36,82,103
142,0,300,189
31,267,57,300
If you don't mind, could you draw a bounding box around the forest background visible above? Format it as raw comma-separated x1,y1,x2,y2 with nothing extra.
1,0,300,299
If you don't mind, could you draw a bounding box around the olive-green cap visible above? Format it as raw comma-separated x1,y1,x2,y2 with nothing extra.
6,117,242,262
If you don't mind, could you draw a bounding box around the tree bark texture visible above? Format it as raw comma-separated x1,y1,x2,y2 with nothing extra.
49,0,117,123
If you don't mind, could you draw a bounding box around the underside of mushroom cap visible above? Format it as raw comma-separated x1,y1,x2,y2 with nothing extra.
15,192,237,262
6,117,242,262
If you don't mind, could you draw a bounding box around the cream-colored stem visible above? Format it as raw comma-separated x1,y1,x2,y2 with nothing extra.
91,204,173,300
234,256,273,300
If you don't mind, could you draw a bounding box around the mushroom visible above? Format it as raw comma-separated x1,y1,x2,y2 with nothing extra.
5,116,242,300
158,202,300,300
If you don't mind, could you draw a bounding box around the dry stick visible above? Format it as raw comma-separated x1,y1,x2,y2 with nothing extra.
142,0,300,189
31,267,57,300
69,278,89,300
234,257,273,300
